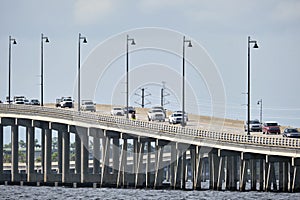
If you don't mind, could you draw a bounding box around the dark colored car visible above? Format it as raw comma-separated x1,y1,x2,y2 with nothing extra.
30,99,40,105
283,128,300,138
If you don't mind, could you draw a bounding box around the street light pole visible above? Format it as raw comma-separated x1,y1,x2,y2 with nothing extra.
247,36,259,135
257,99,263,125
126,35,135,119
8,36,17,104
41,33,49,106
182,36,192,127
78,33,87,112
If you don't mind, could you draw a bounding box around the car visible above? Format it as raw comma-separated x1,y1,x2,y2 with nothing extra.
24,99,30,105
123,106,136,114
147,109,165,122
168,112,187,125
111,107,125,116
30,99,40,105
173,110,189,121
283,128,300,138
80,100,96,112
244,119,262,132
13,98,25,104
262,121,280,134
151,106,166,116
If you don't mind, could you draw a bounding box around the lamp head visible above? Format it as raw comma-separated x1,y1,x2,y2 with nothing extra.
83,38,87,43
131,40,136,45
45,38,49,43
13,40,17,45
253,43,259,48
188,41,192,47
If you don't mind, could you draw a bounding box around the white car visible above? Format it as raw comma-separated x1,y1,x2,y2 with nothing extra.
169,113,187,125
111,107,124,116
147,109,165,122
173,111,188,121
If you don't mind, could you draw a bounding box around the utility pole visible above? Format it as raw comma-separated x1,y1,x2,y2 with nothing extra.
161,82,170,107
134,88,151,108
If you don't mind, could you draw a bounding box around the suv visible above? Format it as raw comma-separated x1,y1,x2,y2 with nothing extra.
169,112,187,125
80,100,96,112
244,119,262,132
262,121,280,134
148,109,165,122
56,97,73,108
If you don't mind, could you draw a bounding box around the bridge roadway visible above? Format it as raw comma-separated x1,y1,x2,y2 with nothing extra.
0,104,300,192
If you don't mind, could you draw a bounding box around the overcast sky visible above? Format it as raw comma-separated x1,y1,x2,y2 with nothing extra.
1,0,300,127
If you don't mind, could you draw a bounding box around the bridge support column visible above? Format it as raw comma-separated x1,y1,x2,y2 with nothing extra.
154,140,164,189
112,137,120,179
80,128,88,183
135,140,145,188
227,156,238,191
93,134,100,175
57,130,63,174
41,128,45,175
239,159,247,191
27,126,35,182
11,125,19,182
217,156,224,190
258,159,264,191
44,128,52,182
170,143,176,189
209,150,219,190
0,125,3,181
62,130,70,183
292,158,300,192
145,141,152,188
194,146,203,190
101,135,110,186
250,159,257,190
75,133,81,175
117,138,127,187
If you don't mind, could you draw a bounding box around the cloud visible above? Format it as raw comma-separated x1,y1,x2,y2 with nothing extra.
73,0,115,25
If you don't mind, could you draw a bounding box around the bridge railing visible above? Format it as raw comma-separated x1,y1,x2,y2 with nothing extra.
1,104,300,149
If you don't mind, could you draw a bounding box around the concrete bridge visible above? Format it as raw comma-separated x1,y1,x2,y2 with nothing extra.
0,104,300,192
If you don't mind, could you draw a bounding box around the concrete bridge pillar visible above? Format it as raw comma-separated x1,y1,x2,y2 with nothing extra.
154,140,164,189
291,158,300,192
43,128,52,182
62,130,70,183
146,141,152,188
57,130,63,174
11,125,19,182
79,128,88,183
26,126,35,182
117,137,127,187
93,134,100,175
135,140,145,188
101,135,110,186
259,159,264,191
209,150,219,190
194,146,203,190
0,125,3,181
75,133,81,175
170,143,176,189
112,137,120,177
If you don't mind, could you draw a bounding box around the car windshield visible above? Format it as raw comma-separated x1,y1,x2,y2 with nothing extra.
152,109,162,113
287,129,298,133
173,113,183,117
114,108,122,110
85,102,93,105
249,121,260,124
266,123,278,126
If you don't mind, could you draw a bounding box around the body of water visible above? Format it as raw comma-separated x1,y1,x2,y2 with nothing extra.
0,185,300,200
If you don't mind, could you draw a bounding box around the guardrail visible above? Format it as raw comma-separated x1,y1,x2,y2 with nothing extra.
1,104,300,149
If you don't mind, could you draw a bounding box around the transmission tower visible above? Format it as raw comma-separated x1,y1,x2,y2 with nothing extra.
134,88,151,108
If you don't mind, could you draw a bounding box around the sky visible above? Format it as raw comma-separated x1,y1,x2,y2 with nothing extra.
0,0,300,128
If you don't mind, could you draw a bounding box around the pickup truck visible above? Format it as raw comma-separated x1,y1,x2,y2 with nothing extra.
56,97,73,108
80,100,96,112
168,112,187,125
147,109,165,122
